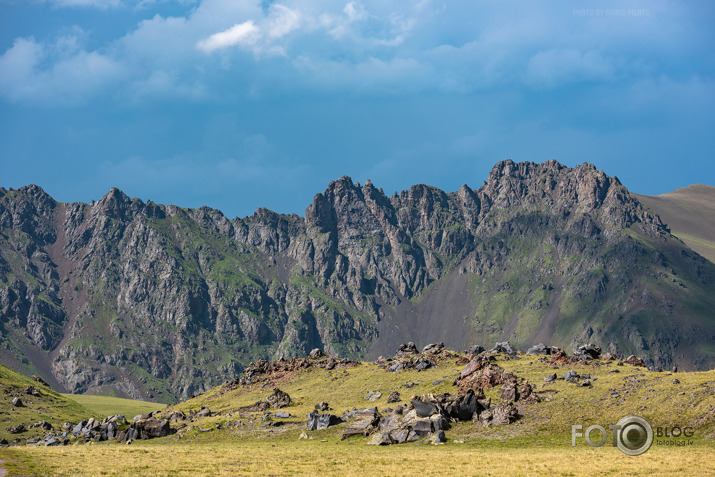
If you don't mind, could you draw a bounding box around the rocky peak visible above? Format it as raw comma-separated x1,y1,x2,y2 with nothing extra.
478,160,666,233
93,187,138,222
0,184,57,245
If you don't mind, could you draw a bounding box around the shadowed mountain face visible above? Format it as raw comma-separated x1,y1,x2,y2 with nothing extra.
1,160,714,402
634,185,715,265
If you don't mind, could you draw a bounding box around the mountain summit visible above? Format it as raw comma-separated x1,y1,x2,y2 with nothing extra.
1,160,713,402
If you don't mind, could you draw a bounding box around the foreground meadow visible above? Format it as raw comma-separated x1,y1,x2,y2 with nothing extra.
2,350,714,476
1,434,713,476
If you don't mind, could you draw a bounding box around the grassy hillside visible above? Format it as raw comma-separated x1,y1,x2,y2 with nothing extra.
635,184,715,264
0,364,98,443
1,350,713,475
60,394,167,420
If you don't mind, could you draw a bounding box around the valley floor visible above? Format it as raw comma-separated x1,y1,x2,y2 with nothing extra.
1,436,713,476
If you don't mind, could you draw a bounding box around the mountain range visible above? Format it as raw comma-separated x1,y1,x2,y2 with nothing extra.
1,159,713,402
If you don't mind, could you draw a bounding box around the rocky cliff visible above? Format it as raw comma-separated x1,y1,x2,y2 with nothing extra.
1,160,713,402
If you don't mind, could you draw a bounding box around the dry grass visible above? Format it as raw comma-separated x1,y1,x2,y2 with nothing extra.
1,437,713,476
635,185,715,263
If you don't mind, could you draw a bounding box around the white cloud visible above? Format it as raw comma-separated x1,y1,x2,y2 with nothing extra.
0,0,712,103
266,4,301,39
196,21,259,53
0,35,123,103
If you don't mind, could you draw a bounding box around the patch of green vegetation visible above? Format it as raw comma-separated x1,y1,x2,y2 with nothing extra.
60,393,166,419
0,364,99,442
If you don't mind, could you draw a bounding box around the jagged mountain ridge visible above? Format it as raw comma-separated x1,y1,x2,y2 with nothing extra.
1,160,713,402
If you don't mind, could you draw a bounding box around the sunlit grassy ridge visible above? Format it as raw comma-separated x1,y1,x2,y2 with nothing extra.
60,393,166,420
1,353,713,476
0,364,98,443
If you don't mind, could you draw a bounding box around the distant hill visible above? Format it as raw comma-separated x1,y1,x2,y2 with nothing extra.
1,160,714,402
635,185,715,265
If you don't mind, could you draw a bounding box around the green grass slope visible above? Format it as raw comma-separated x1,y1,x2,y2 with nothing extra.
60,394,166,420
167,353,715,443
635,184,715,264
0,364,98,443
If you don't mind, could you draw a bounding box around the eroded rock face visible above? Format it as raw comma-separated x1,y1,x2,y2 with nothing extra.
1,160,713,401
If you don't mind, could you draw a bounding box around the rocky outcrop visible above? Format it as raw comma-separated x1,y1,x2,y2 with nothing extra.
1,160,714,401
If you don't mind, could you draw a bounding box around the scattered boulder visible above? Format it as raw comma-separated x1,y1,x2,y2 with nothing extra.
500,383,517,401
544,373,557,382
625,355,646,367
428,430,446,444
306,411,342,431
465,345,486,356
309,348,326,359
487,402,519,426
575,344,601,360
33,421,53,431
196,407,213,417
166,411,187,422
563,370,580,383
422,343,445,354
396,342,418,356
7,424,25,434
342,408,381,440
526,343,549,355
367,432,393,446
266,388,291,409
315,402,330,411
386,391,401,404
275,411,291,418
24,386,40,396
11,397,24,407
365,391,382,402
444,389,481,421
490,341,516,355
413,356,435,371
411,399,438,418
116,419,172,442
32,375,49,387
457,356,517,394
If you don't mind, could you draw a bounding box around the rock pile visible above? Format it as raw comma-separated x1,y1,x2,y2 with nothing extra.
354,389,519,446
231,352,359,388
375,342,455,373
455,354,538,404
247,388,291,412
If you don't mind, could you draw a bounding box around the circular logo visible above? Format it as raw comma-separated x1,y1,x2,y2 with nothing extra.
615,415,653,456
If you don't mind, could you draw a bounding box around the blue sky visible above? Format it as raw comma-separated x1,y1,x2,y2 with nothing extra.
1,0,713,219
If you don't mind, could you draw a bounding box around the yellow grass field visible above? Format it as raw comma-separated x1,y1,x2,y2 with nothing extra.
1,437,713,476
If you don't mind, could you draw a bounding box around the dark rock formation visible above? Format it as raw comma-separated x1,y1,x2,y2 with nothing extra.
306,411,342,430
1,160,714,401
